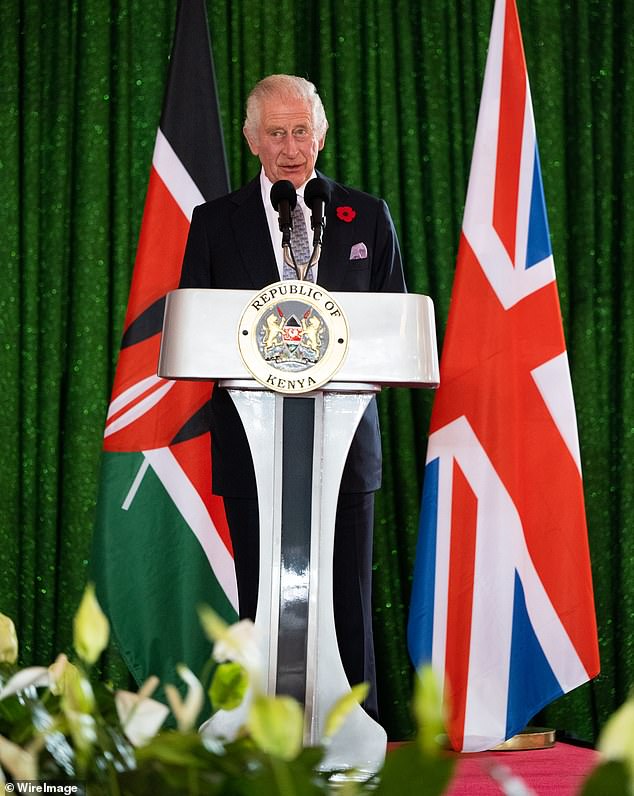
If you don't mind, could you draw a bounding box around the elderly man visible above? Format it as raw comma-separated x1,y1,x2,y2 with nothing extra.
179,74,406,720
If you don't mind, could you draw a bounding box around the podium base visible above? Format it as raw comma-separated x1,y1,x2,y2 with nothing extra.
491,727,556,751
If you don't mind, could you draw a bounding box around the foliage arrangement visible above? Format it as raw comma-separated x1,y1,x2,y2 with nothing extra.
579,695,634,796
0,586,455,795
1,585,630,795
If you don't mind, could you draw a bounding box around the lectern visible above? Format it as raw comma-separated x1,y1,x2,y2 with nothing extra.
158,282,439,775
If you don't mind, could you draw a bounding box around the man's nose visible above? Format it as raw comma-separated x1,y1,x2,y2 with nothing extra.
282,134,299,157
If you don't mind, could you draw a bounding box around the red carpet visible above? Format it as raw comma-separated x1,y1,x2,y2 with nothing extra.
444,742,598,795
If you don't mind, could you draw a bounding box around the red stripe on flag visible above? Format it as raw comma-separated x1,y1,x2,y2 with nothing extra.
106,375,167,429
431,238,599,676
104,335,211,452
492,0,527,266
105,166,211,454
171,433,233,555
122,167,190,333
445,460,478,751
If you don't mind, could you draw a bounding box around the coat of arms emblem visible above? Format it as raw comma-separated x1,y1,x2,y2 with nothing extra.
260,306,325,369
238,281,349,393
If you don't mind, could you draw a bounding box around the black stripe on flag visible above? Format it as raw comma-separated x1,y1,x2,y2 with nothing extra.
121,297,166,348
160,0,230,202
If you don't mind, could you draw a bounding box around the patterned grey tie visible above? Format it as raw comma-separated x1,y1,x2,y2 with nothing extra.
283,203,314,281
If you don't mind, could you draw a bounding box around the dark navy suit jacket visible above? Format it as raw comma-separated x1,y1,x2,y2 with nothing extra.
178,172,406,498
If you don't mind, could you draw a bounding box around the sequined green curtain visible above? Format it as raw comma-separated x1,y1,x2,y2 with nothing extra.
1,0,632,742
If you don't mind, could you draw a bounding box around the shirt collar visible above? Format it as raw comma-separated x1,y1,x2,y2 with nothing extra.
259,168,317,206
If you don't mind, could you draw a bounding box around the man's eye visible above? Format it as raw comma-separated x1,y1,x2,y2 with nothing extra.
269,130,285,138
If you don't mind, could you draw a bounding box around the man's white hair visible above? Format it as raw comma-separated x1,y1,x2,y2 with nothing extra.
243,74,329,142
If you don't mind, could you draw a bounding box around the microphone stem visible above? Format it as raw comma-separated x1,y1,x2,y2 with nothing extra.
307,242,321,270
283,244,300,278
282,242,321,281
311,222,325,248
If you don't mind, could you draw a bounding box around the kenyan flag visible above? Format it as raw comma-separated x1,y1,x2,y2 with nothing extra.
91,0,237,693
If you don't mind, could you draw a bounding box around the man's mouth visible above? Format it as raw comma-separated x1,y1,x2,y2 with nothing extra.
279,163,304,172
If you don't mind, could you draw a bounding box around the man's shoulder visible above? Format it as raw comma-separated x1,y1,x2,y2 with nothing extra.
319,172,387,209
191,175,261,220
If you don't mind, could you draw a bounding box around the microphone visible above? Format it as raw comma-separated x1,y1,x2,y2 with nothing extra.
270,180,297,246
304,177,331,247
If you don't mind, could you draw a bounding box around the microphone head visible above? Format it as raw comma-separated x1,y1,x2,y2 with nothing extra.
304,177,331,209
270,180,297,211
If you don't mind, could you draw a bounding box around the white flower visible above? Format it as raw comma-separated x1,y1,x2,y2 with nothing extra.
48,653,70,695
115,676,169,747
198,606,263,684
0,614,18,664
73,583,110,665
165,665,204,732
0,667,49,701
247,694,304,761
0,734,37,781
49,654,95,713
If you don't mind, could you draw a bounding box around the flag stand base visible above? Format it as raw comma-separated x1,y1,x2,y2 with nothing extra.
491,727,556,751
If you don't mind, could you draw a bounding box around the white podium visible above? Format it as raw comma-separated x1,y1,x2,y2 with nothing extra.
159,286,439,775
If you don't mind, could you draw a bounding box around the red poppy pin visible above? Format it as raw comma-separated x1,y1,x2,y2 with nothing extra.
336,205,356,223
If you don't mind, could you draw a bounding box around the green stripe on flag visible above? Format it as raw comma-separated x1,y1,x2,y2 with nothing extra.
93,451,237,696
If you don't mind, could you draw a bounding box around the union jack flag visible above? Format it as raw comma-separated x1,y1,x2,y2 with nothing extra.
407,0,600,752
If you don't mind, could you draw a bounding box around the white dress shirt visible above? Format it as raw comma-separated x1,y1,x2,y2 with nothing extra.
259,169,318,282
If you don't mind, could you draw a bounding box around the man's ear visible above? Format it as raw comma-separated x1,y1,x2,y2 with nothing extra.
243,126,259,156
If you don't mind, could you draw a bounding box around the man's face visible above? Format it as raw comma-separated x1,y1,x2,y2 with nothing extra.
245,95,326,189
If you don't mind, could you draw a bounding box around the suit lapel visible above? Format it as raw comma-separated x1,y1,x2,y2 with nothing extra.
316,176,353,291
230,177,279,288
228,173,365,291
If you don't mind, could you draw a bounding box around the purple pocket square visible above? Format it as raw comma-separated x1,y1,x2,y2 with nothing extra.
349,242,368,260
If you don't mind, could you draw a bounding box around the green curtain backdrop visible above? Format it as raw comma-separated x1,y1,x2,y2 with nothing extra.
1,0,632,742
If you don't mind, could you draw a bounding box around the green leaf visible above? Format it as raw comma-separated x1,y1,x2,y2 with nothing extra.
0,695,31,728
412,666,446,755
135,729,213,770
233,746,331,796
323,682,369,742
579,760,630,796
374,742,455,796
209,661,249,712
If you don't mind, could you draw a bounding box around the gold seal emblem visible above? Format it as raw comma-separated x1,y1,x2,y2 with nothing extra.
238,281,349,393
